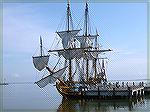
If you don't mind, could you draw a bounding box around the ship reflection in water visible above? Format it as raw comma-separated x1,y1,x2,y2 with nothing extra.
57,97,145,112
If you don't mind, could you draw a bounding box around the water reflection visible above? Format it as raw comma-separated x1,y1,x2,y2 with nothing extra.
57,97,145,112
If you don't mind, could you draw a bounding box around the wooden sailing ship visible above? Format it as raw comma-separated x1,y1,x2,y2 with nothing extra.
32,1,145,99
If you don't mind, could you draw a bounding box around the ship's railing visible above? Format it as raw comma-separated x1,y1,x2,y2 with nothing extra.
106,79,150,89
57,79,149,92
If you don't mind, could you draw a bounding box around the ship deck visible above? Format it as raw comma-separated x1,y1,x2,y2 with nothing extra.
57,81,147,99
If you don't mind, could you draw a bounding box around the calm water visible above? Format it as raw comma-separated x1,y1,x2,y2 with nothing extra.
1,84,150,112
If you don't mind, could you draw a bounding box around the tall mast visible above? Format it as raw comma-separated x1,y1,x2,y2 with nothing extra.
85,2,88,36
95,29,98,48
94,30,98,79
67,0,72,82
40,36,42,56
67,0,70,31
102,59,107,80
85,2,89,81
66,0,73,31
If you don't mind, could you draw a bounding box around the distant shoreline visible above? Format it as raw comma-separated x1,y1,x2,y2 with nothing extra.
0,83,9,85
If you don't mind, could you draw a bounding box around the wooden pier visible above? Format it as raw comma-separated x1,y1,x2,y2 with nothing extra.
84,85,145,99
128,85,144,97
57,80,149,99
144,82,150,95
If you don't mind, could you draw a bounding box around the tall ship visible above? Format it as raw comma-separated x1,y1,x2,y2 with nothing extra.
32,1,145,99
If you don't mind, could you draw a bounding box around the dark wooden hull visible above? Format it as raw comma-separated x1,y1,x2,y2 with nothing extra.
56,82,145,99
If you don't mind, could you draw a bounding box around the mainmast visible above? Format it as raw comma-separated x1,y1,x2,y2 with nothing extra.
40,36,43,56
67,0,73,31
85,2,89,82
67,0,70,31
94,31,98,79
102,59,107,81
67,0,72,82
85,3,88,36
53,0,80,82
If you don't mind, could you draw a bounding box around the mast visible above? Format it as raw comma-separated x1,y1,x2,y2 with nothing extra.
40,36,43,56
85,2,88,36
69,59,72,81
94,58,97,79
32,36,49,71
67,0,72,82
95,29,98,48
67,0,70,31
54,0,81,82
102,59,107,81
67,0,73,31
85,2,89,81
94,30,98,79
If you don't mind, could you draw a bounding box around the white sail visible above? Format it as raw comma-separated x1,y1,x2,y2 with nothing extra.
35,75,55,88
75,35,97,42
84,49,112,60
58,49,83,60
57,48,100,60
35,66,67,88
33,55,49,71
56,30,80,48
75,35,97,48
75,59,84,81
84,52,95,60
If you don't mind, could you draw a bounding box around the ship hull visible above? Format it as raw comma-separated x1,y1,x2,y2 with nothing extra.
56,81,144,99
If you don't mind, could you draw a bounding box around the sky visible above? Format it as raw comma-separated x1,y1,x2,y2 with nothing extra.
2,2,147,82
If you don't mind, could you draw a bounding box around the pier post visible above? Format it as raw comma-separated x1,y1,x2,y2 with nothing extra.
122,82,124,87
98,86,100,96
133,82,135,86
128,87,131,98
113,88,115,98
133,91,137,98
142,89,144,95
138,90,141,96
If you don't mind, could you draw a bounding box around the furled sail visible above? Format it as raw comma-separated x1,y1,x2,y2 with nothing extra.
56,30,80,48
35,66,67,88
33,55,49,71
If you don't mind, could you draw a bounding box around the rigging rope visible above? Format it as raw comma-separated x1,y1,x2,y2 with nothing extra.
56,12,66,31
32,45,40,57
53,57,61,71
